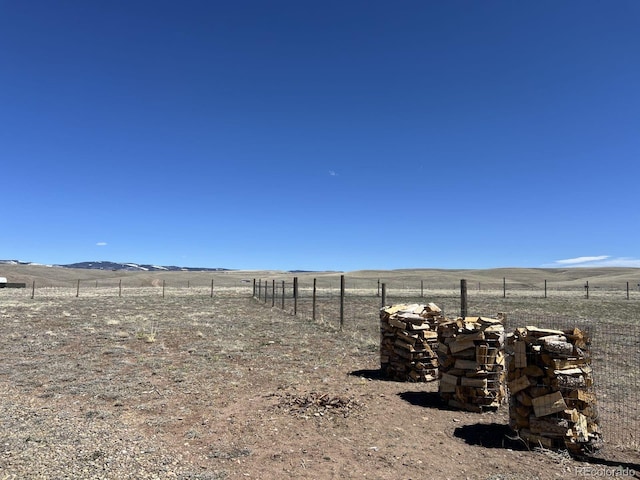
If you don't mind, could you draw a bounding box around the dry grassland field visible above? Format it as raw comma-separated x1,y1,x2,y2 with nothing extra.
1,265,639,479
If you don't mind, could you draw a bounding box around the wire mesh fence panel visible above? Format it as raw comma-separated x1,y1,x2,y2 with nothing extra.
504,313,640,451
253,284,640,452
591,323,640,450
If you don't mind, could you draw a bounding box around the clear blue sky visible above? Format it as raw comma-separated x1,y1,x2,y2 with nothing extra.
2,1,639,271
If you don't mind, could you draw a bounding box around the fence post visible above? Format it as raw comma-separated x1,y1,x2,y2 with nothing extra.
76,279,80,298
627,281,630,300
211,279,214,298
293,277,298,316
119,279,122,298
264,280,268,304
31,280,35,299
544,279,547,299
281,280,285,310
585,281,589,299
460,279,468,319
272,279,275,307
312,278,317,321
377,279,380,297
503,277,506,298
253,279,256,297
339,274,345,331
421,280,424,298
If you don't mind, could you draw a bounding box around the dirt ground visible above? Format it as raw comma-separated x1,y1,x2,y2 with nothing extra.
1,288,639,479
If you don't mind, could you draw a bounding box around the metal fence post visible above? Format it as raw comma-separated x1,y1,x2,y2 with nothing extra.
461,279,468,319
312,278,317,321
339,274,345,331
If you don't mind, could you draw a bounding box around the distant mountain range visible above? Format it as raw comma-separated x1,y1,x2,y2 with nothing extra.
0,260,229,272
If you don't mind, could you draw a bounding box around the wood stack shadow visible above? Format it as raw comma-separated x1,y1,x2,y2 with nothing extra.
396,390,640,473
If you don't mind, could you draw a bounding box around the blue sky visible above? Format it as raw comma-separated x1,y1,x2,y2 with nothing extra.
2,1,639,271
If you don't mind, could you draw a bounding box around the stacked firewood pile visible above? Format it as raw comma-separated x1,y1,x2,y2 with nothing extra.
507,326,601,453
437,315,506,412
380,303,443,382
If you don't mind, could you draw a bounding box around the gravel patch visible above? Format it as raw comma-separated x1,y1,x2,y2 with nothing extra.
0,387,225,479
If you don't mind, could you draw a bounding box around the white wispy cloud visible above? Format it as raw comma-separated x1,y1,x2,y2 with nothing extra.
96,242,108,246
588,257,640,267
547,256,640,268
329,170,337,176
555,256,610,265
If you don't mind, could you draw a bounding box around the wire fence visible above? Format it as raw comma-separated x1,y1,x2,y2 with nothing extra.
254,276,640,454
6,280,252,299
504,313,639,452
